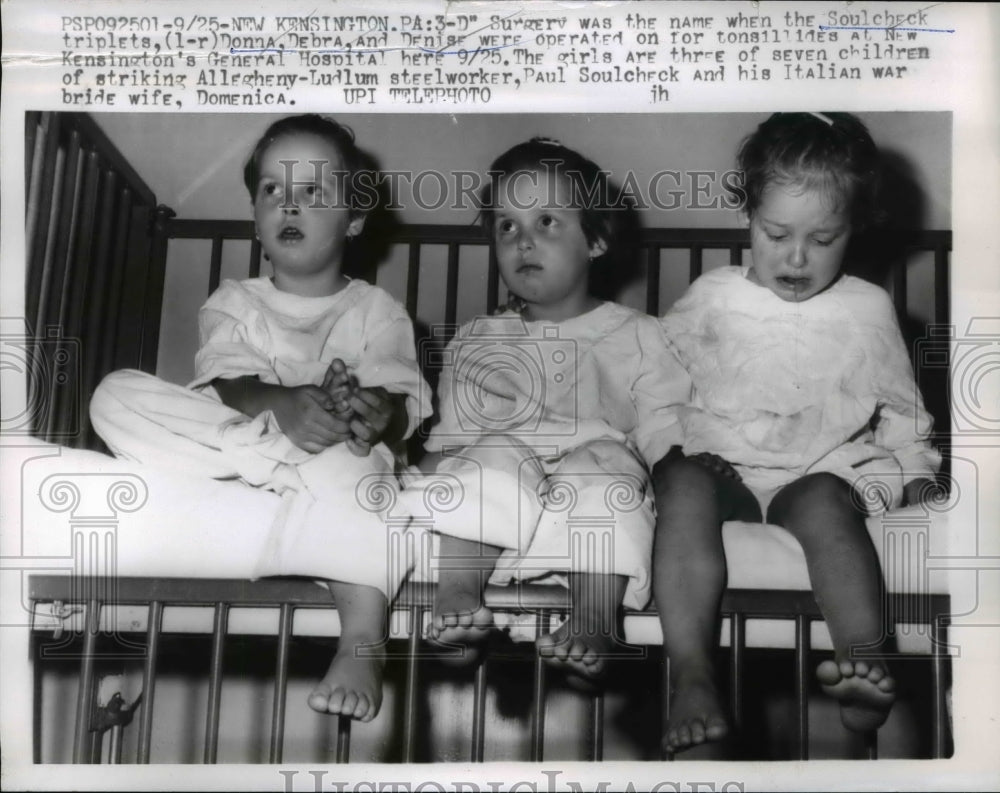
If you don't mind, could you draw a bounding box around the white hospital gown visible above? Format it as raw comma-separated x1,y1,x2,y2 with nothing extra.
90,277,432,597
411,301,688,609
659,267,940,512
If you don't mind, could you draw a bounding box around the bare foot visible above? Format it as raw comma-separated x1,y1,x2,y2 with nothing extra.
536,618,623,688
428,570,494,666
662,673,729,754
308,640,384,722
816,658,896,732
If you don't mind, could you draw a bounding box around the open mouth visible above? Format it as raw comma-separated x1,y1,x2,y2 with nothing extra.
278,226,304,241
776,276,808,291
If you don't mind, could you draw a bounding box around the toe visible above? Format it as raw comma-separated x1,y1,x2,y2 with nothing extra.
689,718,706,744
867,665,884,683
839,659,856,678
567,639,586,662
816,659,841,685
877,675,896,694
340,691,359,717
326,687,346,714
854,660,871,678
705,715,729,741
307,688,329,712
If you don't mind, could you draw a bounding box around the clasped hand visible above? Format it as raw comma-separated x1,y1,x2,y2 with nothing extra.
273,359,396,457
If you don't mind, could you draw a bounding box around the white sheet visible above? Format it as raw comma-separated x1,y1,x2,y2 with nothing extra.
8,442,956,628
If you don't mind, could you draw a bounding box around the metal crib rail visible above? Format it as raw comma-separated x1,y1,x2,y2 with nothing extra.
29,575,951,763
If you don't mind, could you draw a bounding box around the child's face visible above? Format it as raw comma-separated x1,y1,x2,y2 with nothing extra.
748,181,851,302
493,171,605,319
253,132,363,284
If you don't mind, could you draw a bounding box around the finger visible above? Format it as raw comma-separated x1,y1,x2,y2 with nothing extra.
350,416,377,443
302,386,336,412
348,396,390,433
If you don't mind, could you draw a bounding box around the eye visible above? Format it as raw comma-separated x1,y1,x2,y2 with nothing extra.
813,237,835,247
261,181,280,197
497,219,516,235
765,229,786,242
538,215,557,229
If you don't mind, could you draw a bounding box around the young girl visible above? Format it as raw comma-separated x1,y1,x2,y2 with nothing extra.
408,138,689,684
90,114,431,722
653,112,941,753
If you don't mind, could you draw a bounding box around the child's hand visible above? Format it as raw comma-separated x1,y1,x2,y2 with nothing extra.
321,359,357,416
688,452,742,481
347,386,405,455
270,385,354,453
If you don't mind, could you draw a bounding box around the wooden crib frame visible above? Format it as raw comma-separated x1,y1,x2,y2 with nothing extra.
24,112,954,764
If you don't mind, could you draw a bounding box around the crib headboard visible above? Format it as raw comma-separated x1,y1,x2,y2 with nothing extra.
24,112,170,449
23,112,952,454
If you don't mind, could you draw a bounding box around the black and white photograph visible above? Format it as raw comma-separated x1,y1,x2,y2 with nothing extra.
1,3,997,791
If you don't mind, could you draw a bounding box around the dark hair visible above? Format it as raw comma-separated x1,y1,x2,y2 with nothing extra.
478,137,627,254
731,112,882,229
242,114,365,215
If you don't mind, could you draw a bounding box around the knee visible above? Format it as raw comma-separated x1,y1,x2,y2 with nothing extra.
651,456,716,498
89,370,133,418
453,433,527,472
563,440,643,477
769,473,865,531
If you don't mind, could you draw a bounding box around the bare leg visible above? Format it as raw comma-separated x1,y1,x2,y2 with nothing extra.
429,534,504,666
768,473,896,732
537,573,634,688
308,582,387,722
652,457,761,754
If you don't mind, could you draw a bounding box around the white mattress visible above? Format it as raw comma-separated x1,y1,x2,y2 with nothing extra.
6,441,961,651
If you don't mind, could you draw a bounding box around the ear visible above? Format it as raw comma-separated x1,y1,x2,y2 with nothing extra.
346,214,366,239
588,236,608,259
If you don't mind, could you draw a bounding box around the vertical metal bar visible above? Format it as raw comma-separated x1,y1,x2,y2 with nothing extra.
486,246,499,314
934,245,948,325
729,244,741,269
662,652,673,760
138,206,175,375
98,187,134,385
269,603,293,763
406,243,421,319
90,729,104,764
109,725,123,764
794,615,810,760
27,113,62,330
204,602,228,764
208,235,224,294
530,611,548,762
335,717,351,763
931,616,947,758
865,730,878,759
445,242,460,327
137,600,163,764
25,112,46,267
590,694,605,761
72,599,101,763
471,662,487,762
892,258,907,321
249,238,263,278
645,246,660,316
402,606,421,762
689,245,703,282
729,612,745,730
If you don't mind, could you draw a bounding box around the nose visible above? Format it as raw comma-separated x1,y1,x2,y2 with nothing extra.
516,228,534,251
282,202,300,215
788,241,807,269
